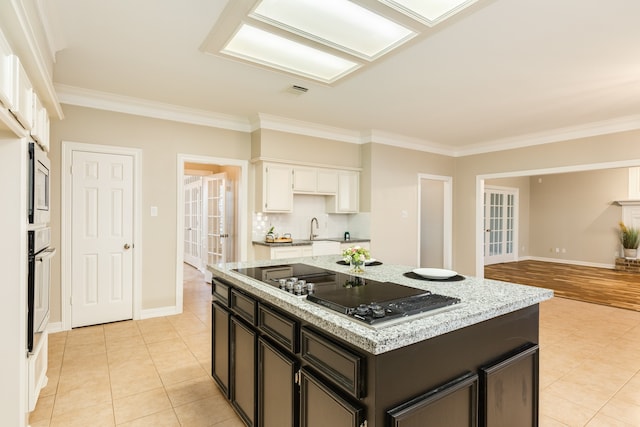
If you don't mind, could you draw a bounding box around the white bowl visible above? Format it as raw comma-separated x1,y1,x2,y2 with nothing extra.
413,268,457,279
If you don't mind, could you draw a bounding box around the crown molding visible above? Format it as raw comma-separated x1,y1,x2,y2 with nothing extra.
53,84,640,158
252,113,363,144
456,115,640,157
55,84,252,132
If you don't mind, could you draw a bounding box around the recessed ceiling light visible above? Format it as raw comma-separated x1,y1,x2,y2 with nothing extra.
222,24,360,83
379,0,479,26
251,0,416,60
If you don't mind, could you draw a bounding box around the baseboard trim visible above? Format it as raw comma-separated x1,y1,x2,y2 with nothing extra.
140,306,182,319
46,322,64,334
528,256,614,270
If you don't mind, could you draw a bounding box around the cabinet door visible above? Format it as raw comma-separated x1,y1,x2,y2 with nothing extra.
299,368,364,427
316,170,338,194
211,301,231,398
271,246,304,259
263,164,293,212
328,172,359,213
0,41,14,108
387,373,478,427
231,317,258,427
11,59,33,130
480,345,539,427
258,337,298,427
293,167,317,193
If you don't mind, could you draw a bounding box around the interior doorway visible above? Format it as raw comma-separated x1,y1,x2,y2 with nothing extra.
418,174,452,269
176,155,248,300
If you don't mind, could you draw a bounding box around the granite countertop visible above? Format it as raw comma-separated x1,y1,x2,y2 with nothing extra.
252,238,370,247
207,256,553,355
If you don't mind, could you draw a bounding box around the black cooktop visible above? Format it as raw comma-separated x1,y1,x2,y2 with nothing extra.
233,263,460,326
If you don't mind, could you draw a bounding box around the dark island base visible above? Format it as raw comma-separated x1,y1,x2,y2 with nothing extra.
211,275,539,427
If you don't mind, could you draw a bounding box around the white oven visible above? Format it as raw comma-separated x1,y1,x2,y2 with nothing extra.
28,142,50,225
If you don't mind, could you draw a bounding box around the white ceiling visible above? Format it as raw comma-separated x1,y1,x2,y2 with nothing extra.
42,0,640,155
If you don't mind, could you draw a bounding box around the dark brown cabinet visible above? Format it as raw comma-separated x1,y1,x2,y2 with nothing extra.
231,317,257,427
299,368,365,427
258,337,298,427
480,345,539,427
387,373,478,427
211,301,231,398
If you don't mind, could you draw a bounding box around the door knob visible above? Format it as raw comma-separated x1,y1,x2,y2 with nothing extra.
124,243,131,250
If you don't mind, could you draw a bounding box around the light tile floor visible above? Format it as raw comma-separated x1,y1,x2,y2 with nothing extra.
29,266,640,426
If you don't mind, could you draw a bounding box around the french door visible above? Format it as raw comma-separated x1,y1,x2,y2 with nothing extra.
483,186,518,265
206,173,228,267
183,176,202,269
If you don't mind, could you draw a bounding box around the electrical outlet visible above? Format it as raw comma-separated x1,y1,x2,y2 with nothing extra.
555,248,560,253
561,248,566,253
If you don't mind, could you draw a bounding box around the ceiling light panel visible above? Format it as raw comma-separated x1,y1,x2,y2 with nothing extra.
222,24,361,83
251,0,416,60
379,0,479,26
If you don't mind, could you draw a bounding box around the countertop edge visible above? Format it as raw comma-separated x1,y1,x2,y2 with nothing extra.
207,256,553,355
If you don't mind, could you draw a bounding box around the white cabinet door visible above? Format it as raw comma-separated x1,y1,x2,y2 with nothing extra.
316,170,338,194
328,171,359,213
10,58,34,131
293,167,317,192
262,163,293,212
0,39,14,108
311,241,340,256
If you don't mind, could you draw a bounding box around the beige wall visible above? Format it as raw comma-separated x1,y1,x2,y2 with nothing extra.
49,105,251,322
529,168,628,263
368,143,455,265
256,129,361,169
454,130,640,274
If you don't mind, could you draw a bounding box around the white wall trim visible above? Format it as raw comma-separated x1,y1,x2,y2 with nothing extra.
475,157,640,278
140,306,181,320
46,322,63,334
176,154,249,308
54,86,640,160
528,256,614,270
417,174,453,269
55,84,251,132
61,141,143,330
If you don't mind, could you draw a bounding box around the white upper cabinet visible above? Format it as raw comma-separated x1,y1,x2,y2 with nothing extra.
10,57,34,131
316,169,338,194
30,95,50,151
327,171,359,213
0,37,14,109
292,167,317,193
258,163,294,212
292,166,338,194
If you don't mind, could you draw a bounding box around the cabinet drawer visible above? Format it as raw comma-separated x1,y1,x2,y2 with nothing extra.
212,277,231,307
231,288,257,325
301,327,365,399
258,303,299,353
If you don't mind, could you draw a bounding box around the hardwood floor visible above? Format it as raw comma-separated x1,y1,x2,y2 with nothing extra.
484,260,640,312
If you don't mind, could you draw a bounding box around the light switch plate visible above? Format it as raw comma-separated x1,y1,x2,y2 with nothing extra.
150,206,158,217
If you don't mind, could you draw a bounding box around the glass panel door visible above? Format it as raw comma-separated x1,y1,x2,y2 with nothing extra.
484,187,517,265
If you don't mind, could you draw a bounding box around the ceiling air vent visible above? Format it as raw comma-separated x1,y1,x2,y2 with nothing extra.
286,84,309,95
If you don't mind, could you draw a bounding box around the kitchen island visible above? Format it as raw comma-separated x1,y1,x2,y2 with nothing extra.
208,256,552,427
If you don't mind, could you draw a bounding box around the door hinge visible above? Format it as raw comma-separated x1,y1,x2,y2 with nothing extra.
360,421,367,427
294,369,301,385
70,296,73,305
70,165,74,175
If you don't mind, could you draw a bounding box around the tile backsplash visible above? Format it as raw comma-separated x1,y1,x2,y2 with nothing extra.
253,194,370,241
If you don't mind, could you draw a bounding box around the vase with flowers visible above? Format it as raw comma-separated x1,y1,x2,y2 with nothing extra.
619,222,640,259
342,245,370,274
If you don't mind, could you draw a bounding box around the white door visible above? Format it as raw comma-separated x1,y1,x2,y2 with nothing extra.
418,175,452,269
183,176,202,269
205,173,227,267
483,187,518,265
71,151,134,327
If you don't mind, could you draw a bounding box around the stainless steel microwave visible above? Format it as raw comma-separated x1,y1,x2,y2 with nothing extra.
28,142,50,225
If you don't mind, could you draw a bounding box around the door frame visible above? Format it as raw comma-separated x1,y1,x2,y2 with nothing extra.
417,173,453,269
176,154,248,308
61,141,143,331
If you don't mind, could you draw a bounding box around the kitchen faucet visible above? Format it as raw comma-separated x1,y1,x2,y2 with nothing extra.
310,217,319,241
